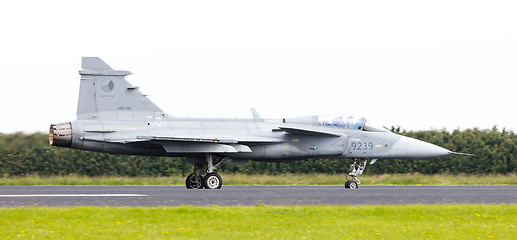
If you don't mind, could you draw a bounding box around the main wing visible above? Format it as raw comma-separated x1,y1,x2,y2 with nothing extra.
81,125,342,153
82,134,284,153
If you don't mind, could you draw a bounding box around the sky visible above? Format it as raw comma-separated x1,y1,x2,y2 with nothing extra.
1,0,516,133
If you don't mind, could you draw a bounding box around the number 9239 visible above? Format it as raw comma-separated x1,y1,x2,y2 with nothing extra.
350,142,374,151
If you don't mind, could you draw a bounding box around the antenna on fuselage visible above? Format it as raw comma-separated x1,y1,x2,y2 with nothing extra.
251,108,262,121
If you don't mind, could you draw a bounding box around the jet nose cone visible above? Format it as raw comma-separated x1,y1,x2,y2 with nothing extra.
390,136,451,159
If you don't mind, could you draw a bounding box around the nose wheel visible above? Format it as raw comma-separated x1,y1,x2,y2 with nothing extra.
345,180,358,189
345,159,367,189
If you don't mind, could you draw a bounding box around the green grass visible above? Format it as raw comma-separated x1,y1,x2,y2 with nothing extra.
1,173,516,185
0,205,515,239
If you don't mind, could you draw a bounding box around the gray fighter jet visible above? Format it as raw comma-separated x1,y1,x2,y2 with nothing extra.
50,57,463,190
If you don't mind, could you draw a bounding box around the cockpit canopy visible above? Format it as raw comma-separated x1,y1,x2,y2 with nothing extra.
319,115,366,130
318,115,390,132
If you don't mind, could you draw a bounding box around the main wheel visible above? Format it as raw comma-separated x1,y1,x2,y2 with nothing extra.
185,174,203,189
203,173,222,189
349,181,358,189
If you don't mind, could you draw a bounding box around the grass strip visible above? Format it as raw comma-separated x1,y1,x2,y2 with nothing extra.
1,173,516,185
1,204,515,239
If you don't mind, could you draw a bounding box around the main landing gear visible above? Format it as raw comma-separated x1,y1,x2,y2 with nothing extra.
345,159,368,189
185,154,229,189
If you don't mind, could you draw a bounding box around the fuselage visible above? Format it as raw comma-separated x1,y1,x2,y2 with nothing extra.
51,116,451,162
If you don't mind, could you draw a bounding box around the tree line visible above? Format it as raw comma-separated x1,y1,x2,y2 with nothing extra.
0,127,515,177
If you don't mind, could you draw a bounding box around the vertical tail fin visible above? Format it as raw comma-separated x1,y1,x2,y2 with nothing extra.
77,57,166,120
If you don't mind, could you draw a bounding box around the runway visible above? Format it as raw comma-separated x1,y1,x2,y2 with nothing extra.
0,185,515,207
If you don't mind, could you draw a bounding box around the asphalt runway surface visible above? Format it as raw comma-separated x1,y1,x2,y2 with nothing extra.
0,185,515,207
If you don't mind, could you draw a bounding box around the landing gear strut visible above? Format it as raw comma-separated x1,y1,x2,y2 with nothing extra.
185,154,229,189
345,159,367,189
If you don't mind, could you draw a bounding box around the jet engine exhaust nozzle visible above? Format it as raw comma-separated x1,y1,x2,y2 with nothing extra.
49,122,72,147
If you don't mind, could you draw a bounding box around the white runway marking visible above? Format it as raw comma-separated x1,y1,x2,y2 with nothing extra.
0,194,147,197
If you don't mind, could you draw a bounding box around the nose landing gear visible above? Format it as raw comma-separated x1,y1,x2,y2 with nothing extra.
345,159,368,189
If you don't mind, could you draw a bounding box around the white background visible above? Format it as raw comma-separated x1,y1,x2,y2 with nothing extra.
1,0,516,133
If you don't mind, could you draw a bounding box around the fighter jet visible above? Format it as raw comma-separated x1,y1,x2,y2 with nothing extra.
50,57,462,190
